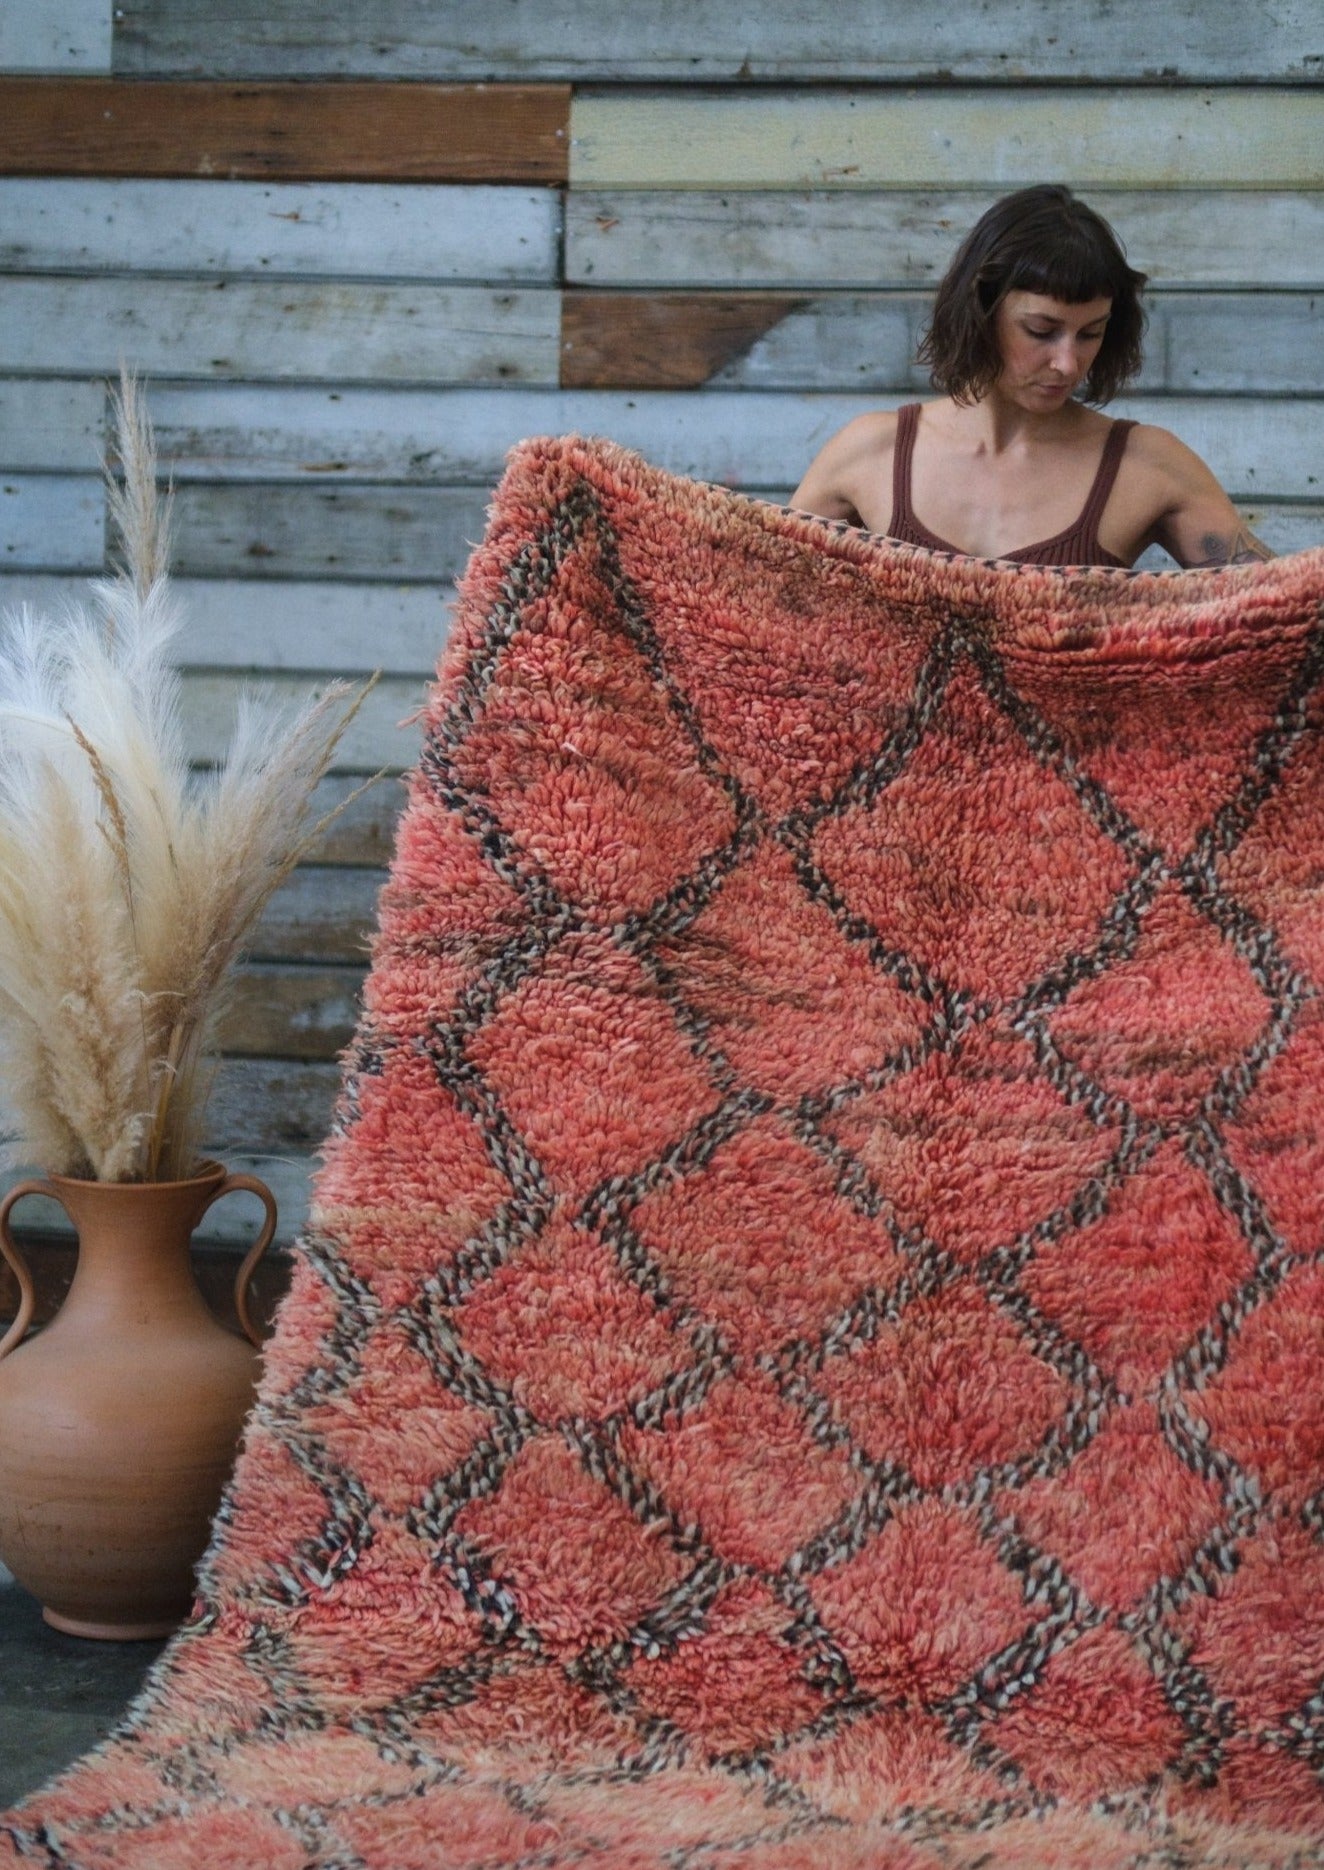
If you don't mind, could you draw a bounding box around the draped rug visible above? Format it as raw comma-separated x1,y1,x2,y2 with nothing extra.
5,436,1324,1869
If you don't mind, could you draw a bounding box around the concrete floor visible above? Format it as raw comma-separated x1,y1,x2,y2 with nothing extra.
0,1571,166,1811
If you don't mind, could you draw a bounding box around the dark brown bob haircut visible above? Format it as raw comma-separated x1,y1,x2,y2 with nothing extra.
916,185,1148,407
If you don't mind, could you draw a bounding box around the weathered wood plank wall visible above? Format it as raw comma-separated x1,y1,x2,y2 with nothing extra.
2,2,1321,1246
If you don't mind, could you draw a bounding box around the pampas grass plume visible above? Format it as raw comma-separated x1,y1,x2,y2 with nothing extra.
0,374,374,1181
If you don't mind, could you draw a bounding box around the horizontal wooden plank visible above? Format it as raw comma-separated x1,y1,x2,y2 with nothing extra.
0,1153,315,1246
109,0,1324,82
567,189,1324,291
173,583,454,676
0,78,569,181
1235,507,1324,557
562,292,812,389
207,1057,339,1154
222,961,366,1059
0,576,456,675
570,90,1324,192
180,671,422,772
144,383,584,479
562,290,1324,393
1107,397,1324,502
167,482,485,583
0,474,103,571
0,178,560,281
139,384,1324,500
0,276,559,386
300,774,406,865
0,378,104,470
0,608,415,757
1161,295,1324,391
249,865,385,964
0,1,111,73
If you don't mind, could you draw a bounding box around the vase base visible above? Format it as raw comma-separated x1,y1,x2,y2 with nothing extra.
43,1606,179,1642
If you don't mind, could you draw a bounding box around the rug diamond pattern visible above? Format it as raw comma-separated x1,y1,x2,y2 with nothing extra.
296,485,1323,1815
8,448,1324,1867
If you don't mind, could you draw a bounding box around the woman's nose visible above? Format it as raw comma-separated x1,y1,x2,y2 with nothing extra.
1051,336,1081,376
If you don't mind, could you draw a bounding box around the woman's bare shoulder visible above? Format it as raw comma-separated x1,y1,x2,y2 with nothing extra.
791,408,903,521
1121,420,1223,494
1119,420,1273,565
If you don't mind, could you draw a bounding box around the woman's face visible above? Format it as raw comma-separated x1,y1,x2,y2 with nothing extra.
992,290,1112,409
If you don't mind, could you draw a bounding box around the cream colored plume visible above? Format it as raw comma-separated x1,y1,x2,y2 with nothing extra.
0,374,373,1181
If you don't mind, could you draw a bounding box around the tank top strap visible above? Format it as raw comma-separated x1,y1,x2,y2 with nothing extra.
889,402,923,539
1077,418,1137,545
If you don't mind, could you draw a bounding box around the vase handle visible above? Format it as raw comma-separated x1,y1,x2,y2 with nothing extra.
203,1173,278,1349
0,1180,55,1360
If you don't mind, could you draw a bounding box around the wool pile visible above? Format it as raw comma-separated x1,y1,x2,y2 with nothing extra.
4,436,1324,1868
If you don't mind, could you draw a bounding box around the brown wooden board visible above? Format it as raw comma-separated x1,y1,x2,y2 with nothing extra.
0,79,570,181
562,292,809,388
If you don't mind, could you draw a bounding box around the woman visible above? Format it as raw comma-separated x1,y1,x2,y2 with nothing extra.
791,185,1272,569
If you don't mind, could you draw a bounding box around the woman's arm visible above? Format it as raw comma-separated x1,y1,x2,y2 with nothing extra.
1136,426,1274,568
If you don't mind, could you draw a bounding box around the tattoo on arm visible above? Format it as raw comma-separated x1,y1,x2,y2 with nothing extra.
1186,524,1275,568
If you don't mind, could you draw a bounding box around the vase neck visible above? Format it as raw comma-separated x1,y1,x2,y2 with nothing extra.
51,1175,221,1330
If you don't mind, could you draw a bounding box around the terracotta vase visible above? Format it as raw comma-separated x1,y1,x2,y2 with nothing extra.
0,1161,275,1640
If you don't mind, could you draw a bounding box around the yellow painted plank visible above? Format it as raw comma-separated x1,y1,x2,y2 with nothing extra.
570,89,1324,190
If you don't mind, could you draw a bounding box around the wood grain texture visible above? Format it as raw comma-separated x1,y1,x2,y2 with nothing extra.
0,475,104,571
0,178,560,280
0,1,111,73
222,962,366,1060
140,384,1324,499
110,0,1323,81
0,379,104,470
560,289,1324,392
248,865,386,964
302,776,405,866
165,482,485,582
180,673,421,771
170,581,453,675
207,1057,339,1154
0,277,559,384
562,292,808,388
568,189,1324,290
0,576,456,676
0,78,570,181
570,90,1324,191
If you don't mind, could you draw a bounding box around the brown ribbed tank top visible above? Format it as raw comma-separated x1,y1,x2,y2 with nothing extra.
888,402,1136,567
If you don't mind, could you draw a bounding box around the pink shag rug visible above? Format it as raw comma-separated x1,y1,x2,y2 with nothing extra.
4,437,1324,1868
